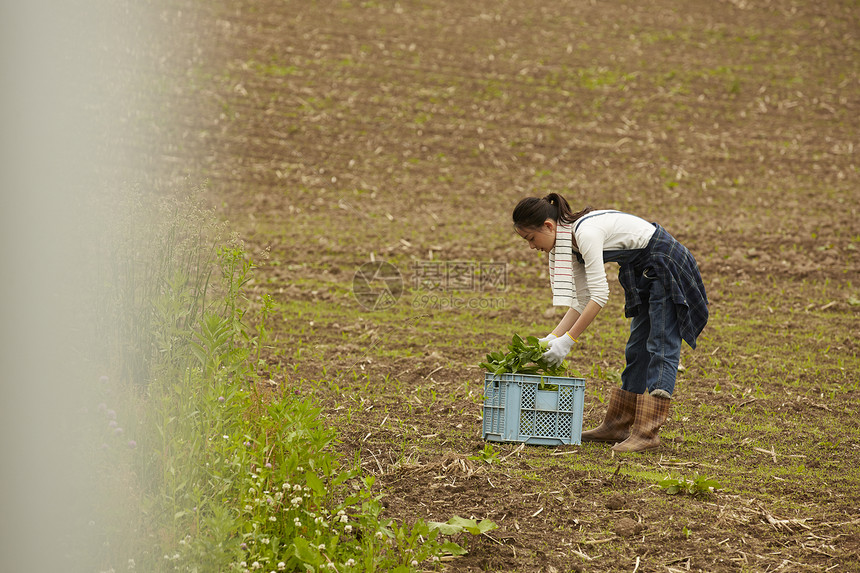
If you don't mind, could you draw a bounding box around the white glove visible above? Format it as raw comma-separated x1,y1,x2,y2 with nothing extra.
538,333,558,344
542,333,577,367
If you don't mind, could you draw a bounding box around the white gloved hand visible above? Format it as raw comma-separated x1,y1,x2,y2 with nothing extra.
541,333,577,367
538,333,558,345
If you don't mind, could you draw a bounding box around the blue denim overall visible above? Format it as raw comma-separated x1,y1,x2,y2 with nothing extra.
574,213,682,397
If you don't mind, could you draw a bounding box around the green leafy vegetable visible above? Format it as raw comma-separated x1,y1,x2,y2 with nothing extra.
468,443,500,464
479,334,569,377
657,474,722,497
428,516,499,536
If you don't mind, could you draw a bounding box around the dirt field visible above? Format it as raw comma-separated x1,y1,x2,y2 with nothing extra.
107,0,859,571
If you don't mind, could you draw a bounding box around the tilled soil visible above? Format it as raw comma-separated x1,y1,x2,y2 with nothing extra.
103,0,859,570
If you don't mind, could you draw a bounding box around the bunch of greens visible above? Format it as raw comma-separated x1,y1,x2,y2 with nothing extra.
480,334,569,377
657,474,723,497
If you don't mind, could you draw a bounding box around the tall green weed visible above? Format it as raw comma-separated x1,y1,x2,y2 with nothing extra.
79,190,481,572
94,191,225,384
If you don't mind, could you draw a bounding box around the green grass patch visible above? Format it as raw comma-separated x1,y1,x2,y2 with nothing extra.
77,192,495,572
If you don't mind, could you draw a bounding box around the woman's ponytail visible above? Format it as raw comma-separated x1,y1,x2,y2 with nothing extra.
542,193,578,224
513,193,593,229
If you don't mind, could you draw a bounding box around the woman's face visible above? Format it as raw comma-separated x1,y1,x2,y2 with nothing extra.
516,219,557,253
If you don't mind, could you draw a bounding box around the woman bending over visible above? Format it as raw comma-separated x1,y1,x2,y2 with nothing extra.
512,193,708,452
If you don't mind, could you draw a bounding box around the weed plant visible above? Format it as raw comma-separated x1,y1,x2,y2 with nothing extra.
657,474,723,497
80,191,483,572
93,191,226,384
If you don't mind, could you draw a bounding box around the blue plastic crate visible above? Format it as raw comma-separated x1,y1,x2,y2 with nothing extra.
482,372,585,446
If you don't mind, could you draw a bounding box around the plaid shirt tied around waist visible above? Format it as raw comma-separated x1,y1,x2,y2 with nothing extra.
618,224,709,349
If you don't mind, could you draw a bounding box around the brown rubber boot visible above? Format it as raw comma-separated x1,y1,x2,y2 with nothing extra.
611,392,671,453
580,387,638,443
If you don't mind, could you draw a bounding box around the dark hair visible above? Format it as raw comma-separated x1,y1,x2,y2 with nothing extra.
512,193,594,230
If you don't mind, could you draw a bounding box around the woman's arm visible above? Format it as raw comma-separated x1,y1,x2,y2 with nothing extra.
552,300,603,340
567,300,602,340
541,300,603,366
551,307,580,337
552,300,602,340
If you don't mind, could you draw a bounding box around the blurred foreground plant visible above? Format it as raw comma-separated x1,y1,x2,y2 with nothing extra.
81,189,488,572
